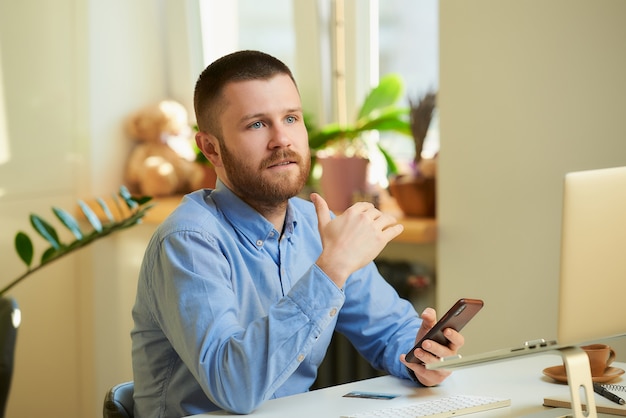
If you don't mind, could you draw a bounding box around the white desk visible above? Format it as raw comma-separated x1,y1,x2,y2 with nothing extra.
192,354,625,417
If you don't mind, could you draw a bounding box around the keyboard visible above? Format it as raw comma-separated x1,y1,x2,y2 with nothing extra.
340,394,511,418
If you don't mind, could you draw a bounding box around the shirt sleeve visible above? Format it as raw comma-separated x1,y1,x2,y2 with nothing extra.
144,229,345,414
335,262,423,379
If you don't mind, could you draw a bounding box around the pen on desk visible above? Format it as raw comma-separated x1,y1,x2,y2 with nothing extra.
593,383,626,405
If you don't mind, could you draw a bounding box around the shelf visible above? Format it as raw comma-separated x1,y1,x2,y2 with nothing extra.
81,194,436,245
144,195,436,245
393,216,437,244
378,196,437,244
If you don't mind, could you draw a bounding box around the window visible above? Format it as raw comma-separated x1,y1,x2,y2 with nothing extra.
378,0,439,167
197,0,439,181
198,0,295,72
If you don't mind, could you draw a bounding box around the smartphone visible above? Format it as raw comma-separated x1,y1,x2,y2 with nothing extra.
405,298,484,364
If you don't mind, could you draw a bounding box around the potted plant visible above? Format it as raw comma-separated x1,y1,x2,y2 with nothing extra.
307,73,412,212
0,186,153,417
388,91,437,217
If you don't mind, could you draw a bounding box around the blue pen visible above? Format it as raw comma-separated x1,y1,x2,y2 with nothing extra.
593,383,626,405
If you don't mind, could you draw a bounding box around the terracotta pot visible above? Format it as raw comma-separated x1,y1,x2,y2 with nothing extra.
318,156,369,212
389,175,436,217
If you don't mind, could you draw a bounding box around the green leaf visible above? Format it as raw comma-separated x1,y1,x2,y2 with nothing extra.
377,144,399,176
111,194,125,216
133,195,152,205
357,74,405,120
308,124,346,150
359,115,411,136
96,198,115,223
53,207,84,240
41,247,59,264
30,214,61,250
119,185,138,210
77,200,103,232
14,232,34,267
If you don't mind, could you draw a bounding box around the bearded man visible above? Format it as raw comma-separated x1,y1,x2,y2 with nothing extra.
131,50,464,417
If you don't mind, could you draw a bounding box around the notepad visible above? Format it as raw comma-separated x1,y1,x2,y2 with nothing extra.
544,392,626,416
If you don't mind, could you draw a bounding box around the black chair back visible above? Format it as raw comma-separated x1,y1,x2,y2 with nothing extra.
0,297,19,418
103,381,134,418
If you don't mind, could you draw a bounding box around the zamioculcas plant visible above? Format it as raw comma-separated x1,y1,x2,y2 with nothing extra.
4,186,153,296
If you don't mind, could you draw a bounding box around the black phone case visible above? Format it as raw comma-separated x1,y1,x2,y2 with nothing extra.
405,298,484,364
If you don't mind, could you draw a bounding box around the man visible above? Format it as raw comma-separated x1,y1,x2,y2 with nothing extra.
131,50,464,417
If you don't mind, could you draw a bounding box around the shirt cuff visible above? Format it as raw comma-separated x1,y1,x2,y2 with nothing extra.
405,366,425,387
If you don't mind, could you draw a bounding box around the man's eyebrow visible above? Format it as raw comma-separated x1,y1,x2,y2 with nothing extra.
239,112,265,124
238,107,303,124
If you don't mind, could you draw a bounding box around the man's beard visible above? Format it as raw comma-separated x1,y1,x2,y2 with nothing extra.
219,141,310,207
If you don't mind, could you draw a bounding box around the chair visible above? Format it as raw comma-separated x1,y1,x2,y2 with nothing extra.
0,297,20,418
103,381,134,418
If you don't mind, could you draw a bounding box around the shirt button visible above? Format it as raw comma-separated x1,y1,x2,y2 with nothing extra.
269,231,275,237
256,240,263,246
297,354,305,362
329,308,337,317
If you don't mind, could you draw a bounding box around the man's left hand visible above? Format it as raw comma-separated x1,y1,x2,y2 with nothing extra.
400,308,465,387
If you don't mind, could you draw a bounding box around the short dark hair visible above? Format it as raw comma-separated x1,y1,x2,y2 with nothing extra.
193,50,297,136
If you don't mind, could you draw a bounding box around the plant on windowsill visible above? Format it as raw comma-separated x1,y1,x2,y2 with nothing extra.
307,73,412,212
388,91,438,218
0,186,153,417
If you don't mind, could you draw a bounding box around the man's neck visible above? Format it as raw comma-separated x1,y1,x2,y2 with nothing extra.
247,199,288,233
219,179,292,233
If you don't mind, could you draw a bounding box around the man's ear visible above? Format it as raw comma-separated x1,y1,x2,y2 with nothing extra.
195,131,223,168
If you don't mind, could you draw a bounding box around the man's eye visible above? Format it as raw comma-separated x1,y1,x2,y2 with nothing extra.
286,116,296,124
250,121,263,129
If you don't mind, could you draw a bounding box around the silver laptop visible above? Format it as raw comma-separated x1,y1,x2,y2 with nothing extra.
428,166,626,370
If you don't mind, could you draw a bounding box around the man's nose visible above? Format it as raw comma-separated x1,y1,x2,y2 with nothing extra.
269,124,292,148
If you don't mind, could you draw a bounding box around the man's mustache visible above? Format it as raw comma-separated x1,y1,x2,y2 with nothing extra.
261,150,303,168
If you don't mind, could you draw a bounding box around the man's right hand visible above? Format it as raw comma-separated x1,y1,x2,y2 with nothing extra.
311,193,404,288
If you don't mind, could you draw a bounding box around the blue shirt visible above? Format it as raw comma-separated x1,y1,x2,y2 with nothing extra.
131,181,422,417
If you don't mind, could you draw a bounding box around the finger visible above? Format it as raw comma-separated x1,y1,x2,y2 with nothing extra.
349,201,376,212
421,329,464,360
371,211,399,228
421,307,437,324
311,193,331,232
400,354,451,387
417,308,437,336
421,337,461,362
419,340,442,361
381,220,404,238
442,328,465,352
413,308,438,351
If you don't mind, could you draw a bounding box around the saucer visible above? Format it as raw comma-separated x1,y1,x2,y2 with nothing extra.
543,365,625,383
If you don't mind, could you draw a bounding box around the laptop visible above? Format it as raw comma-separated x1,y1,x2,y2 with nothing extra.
428,166,626,370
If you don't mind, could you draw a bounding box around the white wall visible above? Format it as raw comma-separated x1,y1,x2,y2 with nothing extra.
0,0,188,416
0,1,87,416
438,0,626,358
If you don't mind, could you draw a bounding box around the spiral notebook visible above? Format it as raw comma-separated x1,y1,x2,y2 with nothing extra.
544,385,626,416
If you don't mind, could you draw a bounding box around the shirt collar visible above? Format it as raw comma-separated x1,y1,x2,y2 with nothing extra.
208,179,298,247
